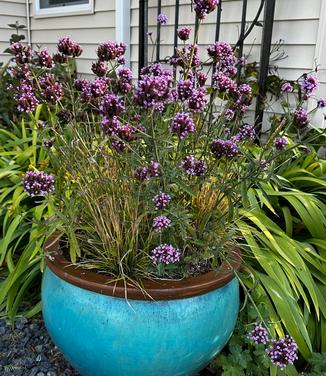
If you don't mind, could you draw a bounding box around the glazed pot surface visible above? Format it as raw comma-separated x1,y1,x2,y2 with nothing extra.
42,267,239,376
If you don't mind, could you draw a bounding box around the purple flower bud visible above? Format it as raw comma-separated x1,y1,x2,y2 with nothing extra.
225,109,235,120
43,139,54,148
101,116,120,135
236,123,256,142
97,41,126,61
293,107,309,128
194,0,219,19
151,244,181,265
14,82,39,113
188,89,208,113
157,14,168,25
153,192,171,210
212,72,237,93
317,98,326,108
91,61,108,77
99,93,124,117
247,324,269,345
266,336,298,369
171,112,195,139
10,42,32,64
37,48,54,68
181,155,207,176
177,79,193,101
196,72,208,87
210,139,239,159
57,36,83,57
23,171,55,196
39,74,64,104
177,26,192,41
300,75,319,96
274,136,288,150
281,82,293,93
152,216,171,232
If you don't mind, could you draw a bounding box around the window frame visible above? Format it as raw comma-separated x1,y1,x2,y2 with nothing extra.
34,0,94,18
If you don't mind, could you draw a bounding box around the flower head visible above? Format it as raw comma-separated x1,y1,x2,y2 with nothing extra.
171,112,195,139
23,171,55,196
235,123,256,142
157,14,168,25
153,192,171,210
301,75,319,96
177,79,193,101
10,42,32,64
134,161,161,181
194,0,219,19
97,41,126,61
177,26,192,41
181,155,207,176
100,93,124,117
247,324,269,345
266,336,298,369
281,82,293,93
37,48,54,68
188,89,208,113
210,139,239,159
39,74,64,104
274,136,288,150
91,61,108,77
293,107,309,128
152,216,171,232
58,37,83,57
14,82,39,112
196,72,208,87
151,244,181,264
212,72,237,93
317,98,326,108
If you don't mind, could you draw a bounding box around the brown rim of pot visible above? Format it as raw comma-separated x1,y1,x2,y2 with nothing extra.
44,234,242,301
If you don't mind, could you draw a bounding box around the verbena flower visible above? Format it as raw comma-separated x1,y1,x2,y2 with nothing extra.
235,123,256,142
157,14,168,25
14,82,39,112
81,78,109,101
196,71,208,87
153,192,171,210
188,89,208,112
10,42,32,64
266,336,298,369
181,155,207,176
100,94,125,117
301,75,319,95
39,74,64,104
177,80,193,101
118,67,133,93
238,84,252,96
225,108,235,120
293,107,309,128
317,98,326,108
247,324,269,345
101,116,120,135
151,244,181,264
152,216,171,232
91,61,108,77
212,72,237,93
281,82,293,93
210,139,239,159
274,136,288,150
177,26,192,41
194,0,219,19
43,139,54,148
23,171,55,196
207,41,233,62
57,37,83,57
97,41,126,61
37,48,54,68
171,112,195,139
134,161,160,181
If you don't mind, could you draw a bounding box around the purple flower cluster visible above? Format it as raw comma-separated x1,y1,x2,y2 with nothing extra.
225,108,235,120
207,41,233,62
266,336,298,369
118,67,133,93
23,171,55,196
10,42,32,64
212,72,237,93
134,161,161,181
97,41,126,61
100,93,125,117
37,48,54,68
194,0,219,19
293,107,309,128
153,192,171,210
247,324,269,345
171,112,195,139
188,89,208,113
235,123,256,142
317,98,326,108
181,155,207,176
111,124,136,152
210,139,239,159
39,74,64,104
152,216,171,232
274,136,288,150
281,82,293,93
196,72,208,87
157,14,168,25
301,75,319,96
151,244,181,265
43,139,54,148
178,26,192,41
14,82,39,112
91,61,107,77
57,37,83,57
101,116,120,135
177,79,193,101
134,64,172,111
80,78,109,101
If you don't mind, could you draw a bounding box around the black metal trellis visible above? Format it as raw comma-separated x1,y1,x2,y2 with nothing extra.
138,0,276,131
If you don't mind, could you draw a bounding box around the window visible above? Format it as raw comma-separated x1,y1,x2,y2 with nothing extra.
34,0,94,17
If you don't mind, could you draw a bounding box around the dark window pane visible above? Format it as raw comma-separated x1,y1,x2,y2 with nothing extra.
40,0,89,9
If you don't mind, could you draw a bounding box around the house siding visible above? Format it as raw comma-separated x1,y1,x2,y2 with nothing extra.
0,0,28,63
29,0,116,76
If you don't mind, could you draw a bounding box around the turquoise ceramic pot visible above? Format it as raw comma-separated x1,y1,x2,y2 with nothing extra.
42,238,240,376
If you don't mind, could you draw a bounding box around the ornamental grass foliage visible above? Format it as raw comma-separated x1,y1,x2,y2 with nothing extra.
7,0,324,284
